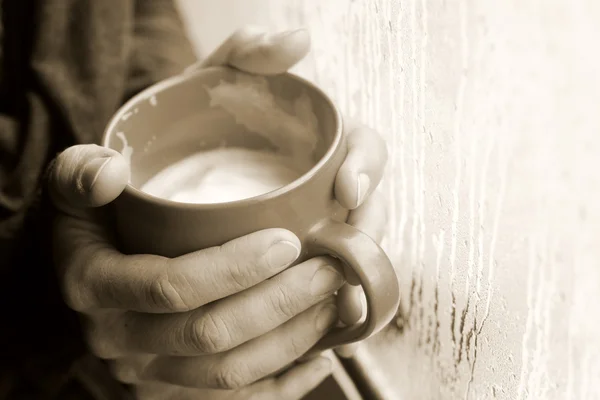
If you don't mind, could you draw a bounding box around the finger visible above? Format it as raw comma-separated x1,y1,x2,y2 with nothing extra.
132,382,180,400
336,284,365,359
141,298,338,389
337,284,363,325
55,223,301,313
339,188,388,285
335,119,388,210
193,26,311,75
47,144,130,215
336,188,386,326
110,354,155,384
90,257,344,358
247,356,332,400
135,357,332,400
346,187,388,243
335,342,360,359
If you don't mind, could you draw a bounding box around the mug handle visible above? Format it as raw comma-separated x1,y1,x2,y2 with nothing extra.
305,219,400,353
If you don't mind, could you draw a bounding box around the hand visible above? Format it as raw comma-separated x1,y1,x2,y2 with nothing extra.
190,28,389,359
49,26,388,400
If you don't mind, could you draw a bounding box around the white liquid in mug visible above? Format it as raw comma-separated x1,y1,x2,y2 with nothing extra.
140,147,307,204
129,72,320,205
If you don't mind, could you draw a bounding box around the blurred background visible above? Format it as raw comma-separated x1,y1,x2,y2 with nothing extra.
177,1,600,399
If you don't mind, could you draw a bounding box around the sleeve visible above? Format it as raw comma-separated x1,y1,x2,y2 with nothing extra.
0,3,201,398
124,0,199,101
0,2,199,399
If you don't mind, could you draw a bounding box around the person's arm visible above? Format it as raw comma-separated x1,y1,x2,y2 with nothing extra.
0,3,198,399
124,0,198,101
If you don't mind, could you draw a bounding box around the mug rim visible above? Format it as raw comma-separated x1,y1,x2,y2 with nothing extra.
101,66,343,210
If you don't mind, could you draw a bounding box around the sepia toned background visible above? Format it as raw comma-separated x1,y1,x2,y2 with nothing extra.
177,1,600,399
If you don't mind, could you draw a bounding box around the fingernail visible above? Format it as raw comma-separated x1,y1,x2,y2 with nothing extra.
83,156,113,190
266,240,300,269
355,173,371,208
310,265,344,296
359,290,368,323
316,304,338,332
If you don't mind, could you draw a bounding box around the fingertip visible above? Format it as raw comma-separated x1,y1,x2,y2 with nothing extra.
86,153,130,206
50,144,127,210
335,121,387,209
229,28,311,75
263,227,302,250
334,166,360,210
230,228,302,270
266,28,311,74
337,284,363,325
272,28,311,63
335,343,359,359
231,25,268,44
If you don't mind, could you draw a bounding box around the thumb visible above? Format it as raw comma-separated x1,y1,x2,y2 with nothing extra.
47,144,130,214
191,26,311,75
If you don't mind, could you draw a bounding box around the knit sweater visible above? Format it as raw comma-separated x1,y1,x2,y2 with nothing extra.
0,1,197,398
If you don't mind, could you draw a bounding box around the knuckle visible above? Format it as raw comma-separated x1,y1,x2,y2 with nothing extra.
59,256,90,312
227,260,250,289
53,146,87,186
270,284,301,320
53,146,77,172
209,362,251,390
110,359,139,384
188,312,232,354
56,240,110,312
218,239,260,289
286,335,308,359
60,272,85,311
222,257,252,291
84,322,119,359
149,271,191,312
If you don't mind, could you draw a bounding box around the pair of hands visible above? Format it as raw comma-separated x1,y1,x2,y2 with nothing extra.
49,27,388,400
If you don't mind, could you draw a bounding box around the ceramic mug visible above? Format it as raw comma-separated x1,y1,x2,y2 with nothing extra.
102,66,400,351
